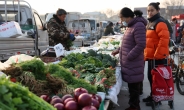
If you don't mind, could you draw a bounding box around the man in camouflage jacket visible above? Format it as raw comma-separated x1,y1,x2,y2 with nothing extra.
47,9,73,50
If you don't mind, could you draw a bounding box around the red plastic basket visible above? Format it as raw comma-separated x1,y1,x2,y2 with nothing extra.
40,57,62,63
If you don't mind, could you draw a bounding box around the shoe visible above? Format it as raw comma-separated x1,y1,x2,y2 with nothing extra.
142,96,152,102
125,106,140,110
139,92,143,96
159,101,162,105
168,101,173,109
146,101,162,106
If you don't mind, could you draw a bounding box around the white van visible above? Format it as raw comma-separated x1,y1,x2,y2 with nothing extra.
0,0,49,61
45,12,81,27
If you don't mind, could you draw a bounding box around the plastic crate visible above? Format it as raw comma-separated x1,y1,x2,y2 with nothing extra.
40,57,62,63
20,25,35,30
99,101,104,110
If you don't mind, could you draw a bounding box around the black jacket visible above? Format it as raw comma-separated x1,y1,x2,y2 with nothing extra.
104,26,115,36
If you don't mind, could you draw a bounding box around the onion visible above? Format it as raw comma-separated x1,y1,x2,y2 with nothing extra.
91,94,102,103
78,93,92,107
50,98,62,105
74,87,88,101
54,103,64,110
61,94,73,103
40,95,48,101
40,95,51,102
91,98,100,109
64,98,75,105
52,95,60,99
82,106,97,110
64,101,78,110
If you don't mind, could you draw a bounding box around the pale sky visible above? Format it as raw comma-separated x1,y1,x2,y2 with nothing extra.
24,0,162,14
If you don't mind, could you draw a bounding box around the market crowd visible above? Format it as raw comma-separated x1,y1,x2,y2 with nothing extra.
46,1,183,110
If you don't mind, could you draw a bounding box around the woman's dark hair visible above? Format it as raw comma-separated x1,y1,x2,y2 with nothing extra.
148,2,160,11
172,18,177,23
172,18,177,21
96,23,99,27
120,7,143,18
106,22,113,28
109,22,113,26
134,10,143,17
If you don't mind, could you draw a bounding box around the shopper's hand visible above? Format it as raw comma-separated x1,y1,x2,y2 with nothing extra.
111,49,119,56
69,34,75,41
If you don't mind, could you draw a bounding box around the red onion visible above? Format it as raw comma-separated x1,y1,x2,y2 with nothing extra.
54,103,64,110
64,101,78,110
61,94,73,103
64,98,75,105
78,93,92,107
91,94,102,103
40,95,51,102
91,98,100,109
82,106,97,110
74,87,88,101
50,98,63,105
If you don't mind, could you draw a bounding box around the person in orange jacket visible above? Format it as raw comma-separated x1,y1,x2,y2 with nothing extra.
143,2,170,106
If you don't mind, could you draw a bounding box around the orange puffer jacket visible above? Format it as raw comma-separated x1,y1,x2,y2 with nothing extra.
144,21,169,60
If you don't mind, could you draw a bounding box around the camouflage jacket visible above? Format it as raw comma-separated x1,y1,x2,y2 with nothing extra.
47,15,71,50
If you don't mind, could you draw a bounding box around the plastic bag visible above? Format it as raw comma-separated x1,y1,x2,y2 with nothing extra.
105,67,122,106
0,21,22,38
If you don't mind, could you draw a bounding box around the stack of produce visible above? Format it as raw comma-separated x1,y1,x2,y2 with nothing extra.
47,64,97,94
40,87,102,110
59,49,117,93
2,59,97,96
98,39,120,51
0,76,56,110
2,59,67,96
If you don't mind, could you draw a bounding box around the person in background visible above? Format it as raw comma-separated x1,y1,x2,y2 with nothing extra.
112,7,147,110
172,18,180,43
114,22,120,33
95,23,101,41
99,22,104,39
47,8,75,51
104,22,115,36
75,30,79,36
0,14,4,25
177,20,184,44
171,18,179,43
143,2,169,106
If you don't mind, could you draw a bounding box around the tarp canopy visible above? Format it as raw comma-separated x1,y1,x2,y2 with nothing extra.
172,14,184,20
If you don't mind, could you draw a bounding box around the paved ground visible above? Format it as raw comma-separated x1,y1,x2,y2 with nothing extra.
111,61,184,110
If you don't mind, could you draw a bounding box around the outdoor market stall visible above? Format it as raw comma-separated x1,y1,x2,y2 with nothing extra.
0,34,123,110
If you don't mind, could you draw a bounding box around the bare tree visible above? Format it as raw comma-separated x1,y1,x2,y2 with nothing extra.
162,0,184,19
108,10,121,22
115,10,121,16
103,9,116,18
99,11,108,21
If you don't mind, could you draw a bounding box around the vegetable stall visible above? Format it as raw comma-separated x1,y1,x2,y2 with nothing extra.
0,34,123,110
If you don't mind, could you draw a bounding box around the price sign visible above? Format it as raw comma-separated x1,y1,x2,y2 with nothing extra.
54,43,65,57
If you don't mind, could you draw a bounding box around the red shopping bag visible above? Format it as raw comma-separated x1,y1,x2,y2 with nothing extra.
151,65,174,102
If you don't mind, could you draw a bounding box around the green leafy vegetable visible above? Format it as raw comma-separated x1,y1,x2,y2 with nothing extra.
0,76,56,110
16,59,46,80
47,64,97,94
